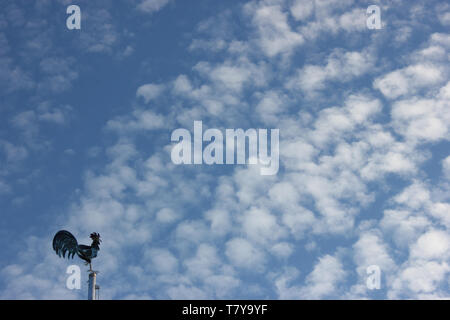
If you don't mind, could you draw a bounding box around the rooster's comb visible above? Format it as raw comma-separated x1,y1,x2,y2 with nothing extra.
90,232,101,240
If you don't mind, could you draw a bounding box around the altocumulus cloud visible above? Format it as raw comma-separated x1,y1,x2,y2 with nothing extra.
0,0,449,300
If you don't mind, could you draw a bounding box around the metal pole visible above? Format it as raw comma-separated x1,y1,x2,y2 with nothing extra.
95,284,100,300
88,271,97,300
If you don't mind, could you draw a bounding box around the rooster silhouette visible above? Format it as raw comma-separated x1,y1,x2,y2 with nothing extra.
52,230,101,271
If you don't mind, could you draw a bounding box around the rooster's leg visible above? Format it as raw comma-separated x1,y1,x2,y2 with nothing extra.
84,261,92,271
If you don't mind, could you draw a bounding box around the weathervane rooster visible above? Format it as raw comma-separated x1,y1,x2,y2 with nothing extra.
52,230,101,271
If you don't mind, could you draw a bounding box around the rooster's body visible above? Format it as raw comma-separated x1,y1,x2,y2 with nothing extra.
52,230,101,270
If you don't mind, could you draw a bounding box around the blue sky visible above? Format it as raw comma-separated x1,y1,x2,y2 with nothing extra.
0,0,449,299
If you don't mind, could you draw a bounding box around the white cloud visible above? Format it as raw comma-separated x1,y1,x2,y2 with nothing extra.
37,104,72,125
390,259,450,299
175,220,209,246
410,229,450,261
290,0,314,21
390,81,450,142
194,59,268,94
270,242,294,258
300,254,346,299
296,0,366,39
107,109,167,132
167,284,207,299
77,8,120,54
240,206,286,245
353,230,395,272
281,206,316,240
429,202,450,229
246,2,304,57
225,238,265,270
274,254,346,299
256,90,287,125
274,267,302,299
203,274,240,298
381,209,430,248
210,65,251,92
438,11,450,26
288,49,375,95
39,57,78,93
156,207,180,224
205,208,232,237
137,0,170,14
136,83,165,103
374,64,444,99
173,75,193,94
394,181,430,210
184,244,220,279
144,248,178,274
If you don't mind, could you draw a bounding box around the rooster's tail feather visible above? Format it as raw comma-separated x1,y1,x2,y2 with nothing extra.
52,230,79,259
